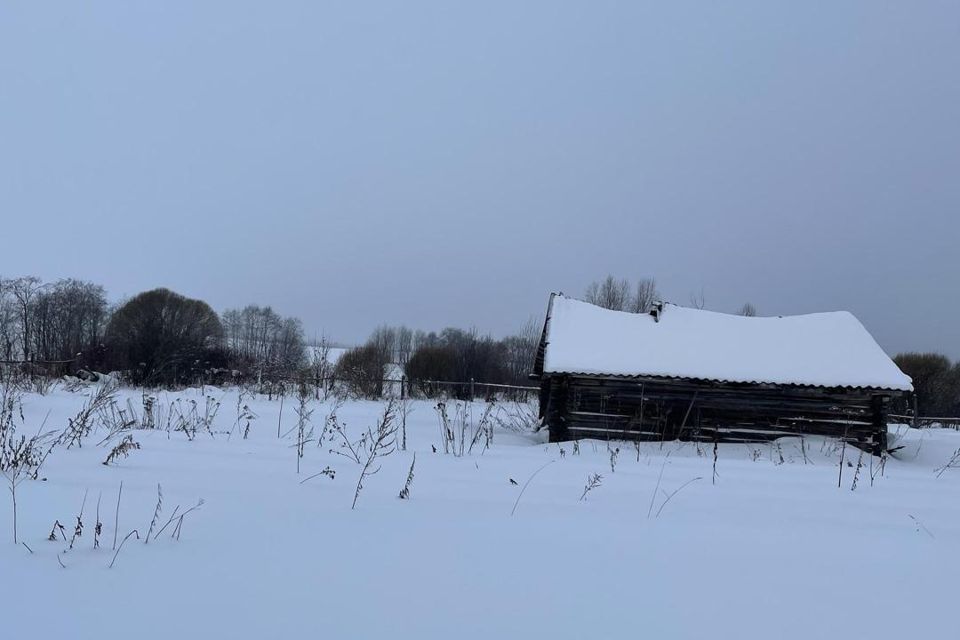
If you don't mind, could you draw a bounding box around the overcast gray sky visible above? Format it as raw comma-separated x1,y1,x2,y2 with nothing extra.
1,2,958,356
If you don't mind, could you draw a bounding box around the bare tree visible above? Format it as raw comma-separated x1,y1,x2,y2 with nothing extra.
104,288,224,385
0,276,108,370
0,278,17,360
310,337,333,399
31,279,108,364
370,325,398,364
501,317,540,385
395,326,414,366
222,305,306,381
8,276,43,361
738,303,757,317
334,344,389,398
630,278,660,314
584,275,631,311
689,288,706,310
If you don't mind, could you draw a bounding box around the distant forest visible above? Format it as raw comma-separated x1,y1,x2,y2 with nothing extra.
0,276,538,395
0,274,957,416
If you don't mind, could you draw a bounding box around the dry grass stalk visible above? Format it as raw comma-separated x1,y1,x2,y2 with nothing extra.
102,435,141,466
580,473,602,501
109,529,140,568
144,484,162,544
398,453,416,499
352,399,398,510
510,460,555,516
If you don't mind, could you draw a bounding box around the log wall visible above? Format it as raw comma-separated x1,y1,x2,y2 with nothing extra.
542,375,897,454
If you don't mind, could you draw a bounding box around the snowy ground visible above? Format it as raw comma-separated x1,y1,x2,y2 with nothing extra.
3,384,959,639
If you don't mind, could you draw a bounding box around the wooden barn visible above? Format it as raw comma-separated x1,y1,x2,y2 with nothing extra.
533,294,913,454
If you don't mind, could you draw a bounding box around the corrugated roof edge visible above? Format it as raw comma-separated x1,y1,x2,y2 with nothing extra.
538,369,910,393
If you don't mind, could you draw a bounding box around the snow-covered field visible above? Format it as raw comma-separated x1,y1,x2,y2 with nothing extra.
3,385,959,639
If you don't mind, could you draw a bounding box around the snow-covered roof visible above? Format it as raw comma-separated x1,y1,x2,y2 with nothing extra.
540,295,912,392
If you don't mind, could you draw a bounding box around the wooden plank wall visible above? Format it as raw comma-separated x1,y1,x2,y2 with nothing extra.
543,375,894,454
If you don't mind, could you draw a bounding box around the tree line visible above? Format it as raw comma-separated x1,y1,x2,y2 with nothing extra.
892,353,960,417
3,273,957,414
0,276,307,386
0,275,540,392
583,274,756,316
333,321,540,398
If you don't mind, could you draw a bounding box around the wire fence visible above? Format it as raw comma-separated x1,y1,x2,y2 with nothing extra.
889,414,960,429
217,374,540,403
406,379,539,402
298,377,539,402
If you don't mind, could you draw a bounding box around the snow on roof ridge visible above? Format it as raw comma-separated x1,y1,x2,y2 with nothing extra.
543,294,913,392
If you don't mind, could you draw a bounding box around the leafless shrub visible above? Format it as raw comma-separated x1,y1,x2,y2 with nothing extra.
352,399,398,509
316,395,346,448
334,343,388,399
19,374,57,395
95,397,138,446
172,396,221,440
102,435,141,466
63,377,86,393
326,407,365,464
493,401,540,434
435,400,497,457
59,382,117,449
580,473,602,501
468,401,496,454
2,385,56,543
